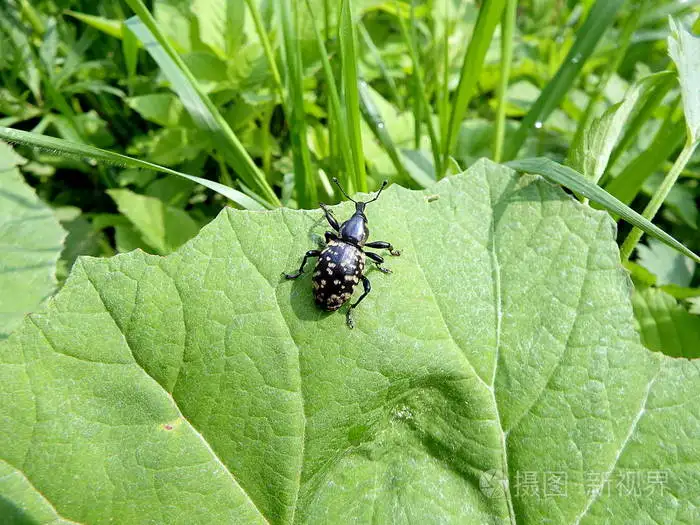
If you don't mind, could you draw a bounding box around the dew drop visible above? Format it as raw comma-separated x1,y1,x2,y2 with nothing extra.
534,121,543,129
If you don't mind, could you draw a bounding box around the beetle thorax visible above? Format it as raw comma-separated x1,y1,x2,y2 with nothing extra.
339,211,369,246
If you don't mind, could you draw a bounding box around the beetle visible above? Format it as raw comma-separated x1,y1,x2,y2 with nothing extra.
284,178,400,328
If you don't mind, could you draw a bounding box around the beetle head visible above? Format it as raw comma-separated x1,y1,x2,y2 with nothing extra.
332,178,388,246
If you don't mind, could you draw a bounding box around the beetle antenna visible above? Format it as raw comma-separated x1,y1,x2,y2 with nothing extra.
332,177,357,203
364,180,388,204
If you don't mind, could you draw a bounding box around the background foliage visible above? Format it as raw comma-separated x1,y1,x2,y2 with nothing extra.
1,0,700,522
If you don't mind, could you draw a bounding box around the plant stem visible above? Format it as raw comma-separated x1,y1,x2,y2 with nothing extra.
493,0,517,163
619,139,698,261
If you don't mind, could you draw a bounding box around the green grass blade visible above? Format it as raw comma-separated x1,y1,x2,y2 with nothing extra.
408,0,422,150
122,0,280,207
339,0,367,193
569,72,673,188
607,73,676,172
437,0,451,147
493,0,517,163
304,0,356,189
395,4,442,177
64,11,124,40
605,100,685,205
358,81,410,181
121,22,139,81
442,0,506,169
567,1,649,170
279,0,317,208
619,140,698,262
619,18,700,261
358,22,403,110
0,127,265,210
244,0,285,103
504,0,625,161
507,157,700,264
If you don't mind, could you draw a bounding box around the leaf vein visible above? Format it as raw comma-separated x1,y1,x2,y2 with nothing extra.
80,259,271,524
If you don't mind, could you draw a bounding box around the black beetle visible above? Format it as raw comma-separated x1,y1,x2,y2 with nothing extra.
284,178,400,328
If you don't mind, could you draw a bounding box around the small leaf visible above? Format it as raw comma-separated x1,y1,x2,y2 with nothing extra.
54,207,108,283
637,238,696,287
0,142,66,340
191,0,228,56
127,94,185,127
689,297,700,315
568,73,673,184
633,288,700,358
668,17,700,143
107,189,200,255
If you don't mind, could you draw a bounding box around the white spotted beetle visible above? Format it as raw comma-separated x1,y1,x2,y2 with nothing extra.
284,178,400,328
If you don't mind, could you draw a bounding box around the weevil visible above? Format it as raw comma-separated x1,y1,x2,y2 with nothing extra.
284,178,400,329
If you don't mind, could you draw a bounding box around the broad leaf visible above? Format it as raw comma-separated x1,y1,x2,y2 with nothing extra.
0,142,66,340
1,161,699,523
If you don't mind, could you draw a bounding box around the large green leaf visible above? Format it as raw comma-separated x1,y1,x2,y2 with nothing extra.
1,160,699,523
0,142,66,341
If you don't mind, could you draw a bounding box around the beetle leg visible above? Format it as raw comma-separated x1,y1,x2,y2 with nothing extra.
366,251,392,274
324,231,339,244
346,276,371,329
364,240,401,256
284,250,321,279
319,203,340,232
